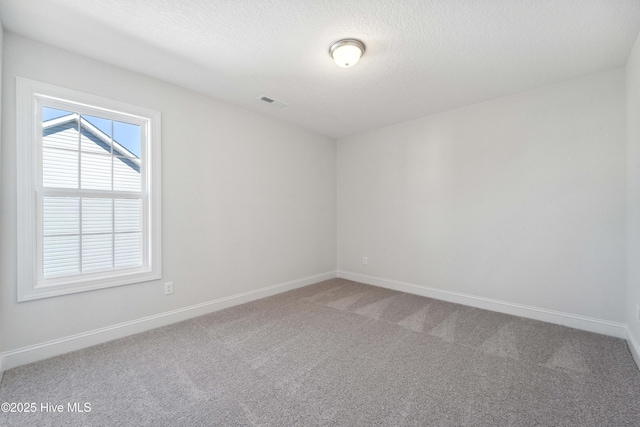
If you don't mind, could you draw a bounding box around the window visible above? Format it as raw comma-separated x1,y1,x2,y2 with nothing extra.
17,78,161,301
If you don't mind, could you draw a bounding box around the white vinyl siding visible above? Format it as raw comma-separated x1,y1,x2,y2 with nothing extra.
113,157,141,191
17,78,161,301
39,115,144,279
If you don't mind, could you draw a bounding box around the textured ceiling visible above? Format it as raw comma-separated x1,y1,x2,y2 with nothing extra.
1,0,640,138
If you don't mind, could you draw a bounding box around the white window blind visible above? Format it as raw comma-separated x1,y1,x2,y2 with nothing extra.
17,78,161,301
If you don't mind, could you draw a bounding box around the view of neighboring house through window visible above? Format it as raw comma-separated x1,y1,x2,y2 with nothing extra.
41,107,143,277
16,78,161,301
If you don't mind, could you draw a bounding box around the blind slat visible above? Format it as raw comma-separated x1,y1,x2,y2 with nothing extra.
115,232,142,268
43,235,80,277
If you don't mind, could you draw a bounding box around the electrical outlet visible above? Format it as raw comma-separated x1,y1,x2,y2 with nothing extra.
362,257,368,265
164,282,174,295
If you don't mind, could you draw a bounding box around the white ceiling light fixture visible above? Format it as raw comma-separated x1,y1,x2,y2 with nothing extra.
329,39,365,68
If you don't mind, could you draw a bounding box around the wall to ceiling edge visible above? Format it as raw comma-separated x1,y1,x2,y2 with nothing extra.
2,27,640,373
337,68,627,336
0,33,337,371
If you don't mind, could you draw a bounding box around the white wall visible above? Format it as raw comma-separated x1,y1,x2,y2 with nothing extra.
338,69,626,323
0,20,4,376
627,30,640,361
1,30,635,370
0,34,336,356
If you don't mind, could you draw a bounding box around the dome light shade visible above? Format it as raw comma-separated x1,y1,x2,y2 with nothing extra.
330,39,365,68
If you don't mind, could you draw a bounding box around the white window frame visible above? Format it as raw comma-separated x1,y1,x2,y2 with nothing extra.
17,77,162,301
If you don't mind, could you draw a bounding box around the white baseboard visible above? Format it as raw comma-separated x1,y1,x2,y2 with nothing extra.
337,271,627,339
0,271,337,372
627,327,640,371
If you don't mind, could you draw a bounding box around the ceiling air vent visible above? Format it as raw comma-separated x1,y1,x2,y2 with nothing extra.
258,95,288,108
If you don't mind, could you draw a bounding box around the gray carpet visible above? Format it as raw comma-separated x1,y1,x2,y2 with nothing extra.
1,278,639,426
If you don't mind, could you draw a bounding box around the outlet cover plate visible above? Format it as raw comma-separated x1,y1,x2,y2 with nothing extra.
164,282,174,295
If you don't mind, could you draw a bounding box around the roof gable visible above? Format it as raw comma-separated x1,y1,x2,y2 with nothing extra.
43,113,140,164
